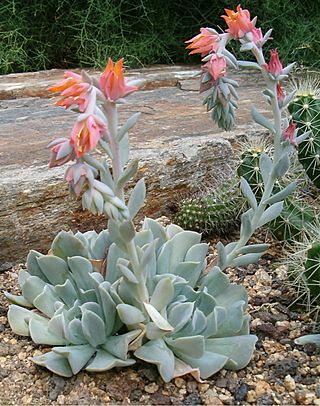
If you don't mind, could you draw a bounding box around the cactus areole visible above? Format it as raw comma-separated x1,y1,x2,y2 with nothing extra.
5,5,310,381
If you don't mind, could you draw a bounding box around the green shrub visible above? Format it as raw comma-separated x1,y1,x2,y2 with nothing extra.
1,0,319,74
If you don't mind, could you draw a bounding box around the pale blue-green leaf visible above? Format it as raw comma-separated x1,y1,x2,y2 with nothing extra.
81,309,106,347
92,230,111,259
29,318,67,345
179,350,228,379
145,322,170,340
240,177,257,209
119,132,129,167
33,351,73,377
98,283,116,335
66,319,87,345
116,159,139,191
150,277,174,310
259,152,273,184
67,256,93,290
144,303,174,331
170,262,200,286
119,220,136,243
166,335,205,359
33,285,59,317
178,308,207,337
168,302,194,333
142,218,167,246
217,241,227,269
239,209,253,240
230,252,262,268
214,285,248,308
134,339,175,382
117,304,145,325
294,334,320,347
36,255,69,286
7,305,32,336
238,244,269,255
257,201,284,227
86,349,135,372
102,329,141,360
55,279,78,307
205,335,257,369
185,243,208,263
81,302,103,319
128,178,146,219
166,224,184,239
251,107,275,133
199,266,229,297
273,153,290,178
263,182,296,205
117,112,141,142
4,292,33,308
237,60,261,70
51,230,88,261
26,250,47,281
53,344,96,374
21,275,46,304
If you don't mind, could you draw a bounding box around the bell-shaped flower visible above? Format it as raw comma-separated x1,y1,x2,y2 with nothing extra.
276,83,285,103
70,114,106,158
99,58,138,102
264,49,283,78
201,55,227,92
222,5,255,39
47,137,76,168
283,123,297,146
49,70,91,112
65,162,89,196
185,28,220,57
252,27,263,44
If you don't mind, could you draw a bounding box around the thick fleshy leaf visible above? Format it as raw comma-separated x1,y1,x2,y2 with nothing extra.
150,277,174,310
37,255,70,286
53,344,96,374
117,304,145,325
179,350,228,379
128,178,146,219
33,351,73,377
144,303,174,331
173,357,203,382
81,310,106,347
66,318,87,345
7,305,34,336
29,317,67,345
205,335,257,370
21,275,46,304
26,250,47,281
295,334,320,346
142,218,167,248
92,230,111,259
51,230,89,261
33,285,60,317
166,336,205,359
55,279,78,307
199,267,229,297
86,349,135,371
67,256,93,290
168,302,194,333
102,330,141,360
4,292,33,308
134,339,175,383
98,282,116,335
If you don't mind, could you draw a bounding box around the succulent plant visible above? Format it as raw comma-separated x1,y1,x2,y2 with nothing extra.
284,226,320,318
174,177,245,235
6,220,257,380
288,77,320,188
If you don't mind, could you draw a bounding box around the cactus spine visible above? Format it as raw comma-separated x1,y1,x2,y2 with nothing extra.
174,177,245,235
288,79,320,187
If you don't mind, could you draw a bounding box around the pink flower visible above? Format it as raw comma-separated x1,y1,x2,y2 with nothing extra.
65,162,88,196
221,5,255,38
252,27,263,43
48,138,76,168
203,55,227,81
277,83,285,103
185,28,220,57
70,115,105,158
49,71,91,112
264,49,283,77
283,123,297,146
99,58,138,102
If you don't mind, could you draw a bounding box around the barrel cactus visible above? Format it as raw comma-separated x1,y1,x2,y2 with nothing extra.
174,177,245,235
288,77,320,188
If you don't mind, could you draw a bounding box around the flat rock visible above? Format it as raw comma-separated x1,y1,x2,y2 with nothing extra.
0,65,267,262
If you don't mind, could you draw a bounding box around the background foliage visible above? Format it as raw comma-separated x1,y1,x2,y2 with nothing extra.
1,0,319,74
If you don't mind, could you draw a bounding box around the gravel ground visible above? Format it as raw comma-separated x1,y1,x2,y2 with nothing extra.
0,234,320,405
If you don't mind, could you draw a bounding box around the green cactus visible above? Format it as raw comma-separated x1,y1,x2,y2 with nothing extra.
285,227,320,318
288,89,320,188
237,146,265,202
174,177,245,235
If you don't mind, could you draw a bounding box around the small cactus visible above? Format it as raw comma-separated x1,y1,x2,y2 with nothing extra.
174,177,245,235
288,77,320,188
285,226,320,318
237,146,265,202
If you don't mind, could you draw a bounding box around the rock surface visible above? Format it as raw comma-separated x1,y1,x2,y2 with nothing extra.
0,65,267,262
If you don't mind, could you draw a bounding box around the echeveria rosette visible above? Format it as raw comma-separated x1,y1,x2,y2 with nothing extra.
6,221,257,381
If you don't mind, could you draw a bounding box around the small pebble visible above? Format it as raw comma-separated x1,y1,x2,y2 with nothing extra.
295,390,316,405
144,383,159,394
283,375,296,391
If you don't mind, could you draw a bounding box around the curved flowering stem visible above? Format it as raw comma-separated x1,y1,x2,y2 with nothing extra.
187,5,310,271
